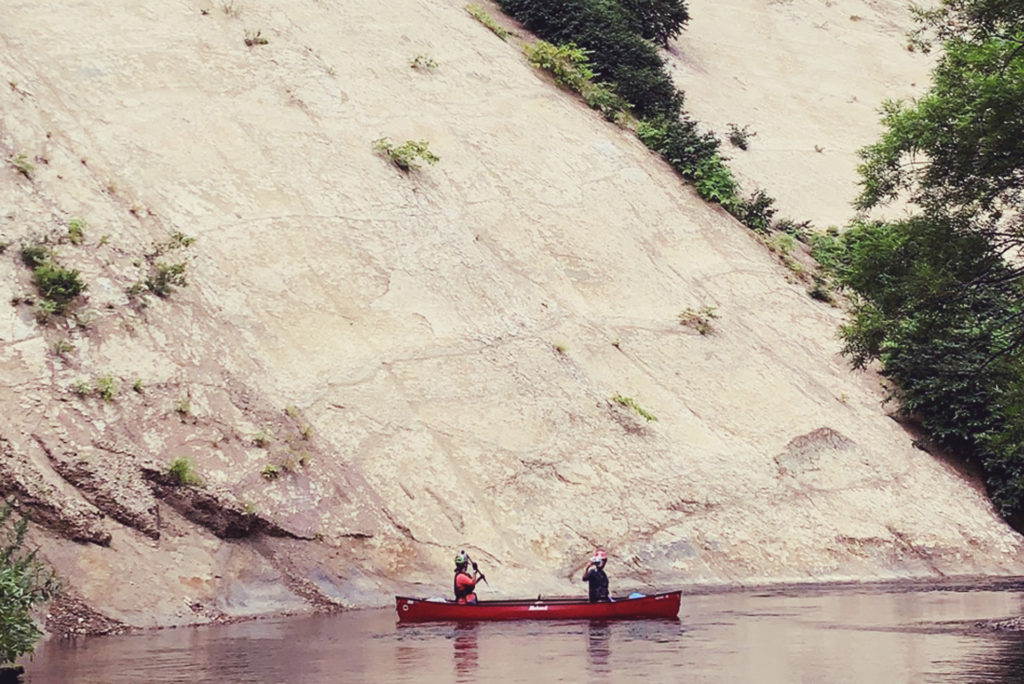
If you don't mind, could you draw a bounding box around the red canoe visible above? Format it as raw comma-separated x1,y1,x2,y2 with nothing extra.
395,591,681,622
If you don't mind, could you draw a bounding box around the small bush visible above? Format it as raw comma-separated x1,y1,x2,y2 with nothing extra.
261,464,281,480
727,123,756,150
678,306,719,335
524,41,594,92
20,244,49,269
636,116,720,179
31,262,85,314
466,4,511,40
373,137,440,171
168,457,202,487
1,502,60,666
525,41,631,122
9,153,33,179
693,156,739,206
612,393,658,422
145,262,187,298
729,189,777,233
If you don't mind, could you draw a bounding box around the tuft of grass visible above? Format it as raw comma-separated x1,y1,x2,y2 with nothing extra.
373,137,439,172
71,380,91,398
9,152,34,179
612,393,658,422
174,397,191,416
466,4,511,40
244,29,268,47
768,232,797,256
133,379,144,393
94,375,117,402
410,54,439,70
251,429,272,448
678,306,719,335
52,339,75,356
168,457,203,487
145,262,187,298
67,218,86,245
553,342,567,354
261,464,281,480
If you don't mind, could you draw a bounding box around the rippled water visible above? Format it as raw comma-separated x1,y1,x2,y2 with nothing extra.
22,582,1024,683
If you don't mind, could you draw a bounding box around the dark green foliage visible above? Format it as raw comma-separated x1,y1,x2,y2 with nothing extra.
524,41,632,121
635,114,720,178
1,503,59,666
842,0,1024,521
497,0,681,117
32,262,85,312
727,189,776,233
618,0,689,45
18,243,86,316
833,214,1024,516
693,155,739,206
498,0,777,231
20,244,49,269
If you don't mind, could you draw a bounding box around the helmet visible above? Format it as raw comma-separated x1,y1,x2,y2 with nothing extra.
592,549,607,564
455,552,469,566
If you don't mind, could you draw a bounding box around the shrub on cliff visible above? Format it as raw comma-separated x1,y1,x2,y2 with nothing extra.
618,0,690,46
497,0,681,117
1,503,60,667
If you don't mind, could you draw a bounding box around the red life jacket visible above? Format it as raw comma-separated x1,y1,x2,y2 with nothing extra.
454,570,475,600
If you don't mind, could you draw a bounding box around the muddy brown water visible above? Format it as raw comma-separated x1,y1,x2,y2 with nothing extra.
22,581,1024,683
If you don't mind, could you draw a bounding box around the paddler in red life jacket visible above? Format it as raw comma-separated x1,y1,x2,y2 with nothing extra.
453,552,484,604
582,549,611,603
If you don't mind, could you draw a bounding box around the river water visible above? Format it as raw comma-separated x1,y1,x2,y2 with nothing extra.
22,581,1024,683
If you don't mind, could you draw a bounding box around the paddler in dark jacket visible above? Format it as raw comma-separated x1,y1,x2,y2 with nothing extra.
453,551,484,604
581,549,611,602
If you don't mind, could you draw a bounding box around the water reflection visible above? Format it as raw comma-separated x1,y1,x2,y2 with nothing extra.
26,586,1024,683
930,631,1024,682
452,622,479,681
586,621,611,674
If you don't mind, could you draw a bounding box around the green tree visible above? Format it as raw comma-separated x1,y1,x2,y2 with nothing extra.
842,0,1024,521
1,503,59,666
618,0,689,45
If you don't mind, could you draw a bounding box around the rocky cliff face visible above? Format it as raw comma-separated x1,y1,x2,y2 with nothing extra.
2,0,1022,631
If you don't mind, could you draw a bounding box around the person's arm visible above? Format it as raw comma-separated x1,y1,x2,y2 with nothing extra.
581,563,593,582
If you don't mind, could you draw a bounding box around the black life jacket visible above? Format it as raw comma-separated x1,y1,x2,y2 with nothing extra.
454,569,474,599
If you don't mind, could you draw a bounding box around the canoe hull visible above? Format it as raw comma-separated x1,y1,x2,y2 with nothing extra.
395,591,681,622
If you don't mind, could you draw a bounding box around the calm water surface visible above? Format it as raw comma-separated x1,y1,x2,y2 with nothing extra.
23,584,1024,683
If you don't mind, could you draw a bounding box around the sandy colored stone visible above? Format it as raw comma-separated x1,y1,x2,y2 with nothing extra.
0,0,1021,630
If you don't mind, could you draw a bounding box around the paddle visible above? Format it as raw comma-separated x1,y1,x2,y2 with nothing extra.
464,551,488,586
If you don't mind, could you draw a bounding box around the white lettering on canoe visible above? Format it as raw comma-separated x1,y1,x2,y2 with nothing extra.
528,605,548,611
